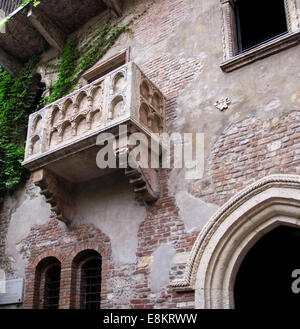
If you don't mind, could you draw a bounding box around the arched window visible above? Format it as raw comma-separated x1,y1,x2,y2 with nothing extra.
33,257,61,309
81,258,102,310
44,264,61,309
71,250,102,309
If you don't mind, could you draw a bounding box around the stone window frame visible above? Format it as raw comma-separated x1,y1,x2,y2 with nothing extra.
79,47,130,85
220,0,300,72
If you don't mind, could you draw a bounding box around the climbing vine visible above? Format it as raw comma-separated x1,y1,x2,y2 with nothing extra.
45,17,132,104
0,56,40,203
47,37,80,103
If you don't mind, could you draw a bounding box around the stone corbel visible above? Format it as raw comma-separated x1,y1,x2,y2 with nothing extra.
33,169,74,224
113,137,160,203
27,5,66,51
125,166,160,204
103,0,123,17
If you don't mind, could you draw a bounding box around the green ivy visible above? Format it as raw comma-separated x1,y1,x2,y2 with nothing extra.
47,37,80,103
46,17,132,104
0,57,40,203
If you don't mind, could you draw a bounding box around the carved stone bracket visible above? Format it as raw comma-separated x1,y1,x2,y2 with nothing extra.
113,132,161,204
125,166,160,204
33,169,74,224
33,161,160,225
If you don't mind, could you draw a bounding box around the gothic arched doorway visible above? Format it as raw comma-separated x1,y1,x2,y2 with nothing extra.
234,225,300,308
171,175,300,308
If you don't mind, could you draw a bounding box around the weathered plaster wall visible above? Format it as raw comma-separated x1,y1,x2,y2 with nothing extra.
1,180,52,279
73,171,147,265
5,187,51,278
150,244,176,293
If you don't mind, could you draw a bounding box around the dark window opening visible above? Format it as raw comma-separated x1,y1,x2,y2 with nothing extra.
235,0,288,53
30,82,46,113
234,226,300,309
44,264,61,309
81,258,102,310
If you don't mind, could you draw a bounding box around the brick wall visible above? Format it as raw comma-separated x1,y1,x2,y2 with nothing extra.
23,221,113,309
193,112,300,206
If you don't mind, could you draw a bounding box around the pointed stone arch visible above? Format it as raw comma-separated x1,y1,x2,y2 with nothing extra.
171,174,300,308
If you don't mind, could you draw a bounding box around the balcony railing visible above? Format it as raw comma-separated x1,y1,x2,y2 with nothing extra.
0,0,24,18
23,62,166,171
22,62,165,222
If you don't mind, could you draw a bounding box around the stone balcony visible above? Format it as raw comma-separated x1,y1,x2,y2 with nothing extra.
22,62,166,223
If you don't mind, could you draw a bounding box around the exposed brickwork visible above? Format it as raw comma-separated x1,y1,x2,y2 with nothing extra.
13,179,196,309
141,55,203,124
23,220,113,309
193,112,300,206
129,168,197,309
131,0,191,51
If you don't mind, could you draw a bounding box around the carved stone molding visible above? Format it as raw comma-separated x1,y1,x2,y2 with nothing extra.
23,62,166,169
214,97,231,111
33,169,74,224
171,174,300,306
221,31,300,72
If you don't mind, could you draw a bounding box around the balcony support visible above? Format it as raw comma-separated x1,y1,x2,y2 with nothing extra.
27,6,66,51
103,0,123,16
113,139,160,203
125,167,160,203
33,169,74,224
0,47,23,76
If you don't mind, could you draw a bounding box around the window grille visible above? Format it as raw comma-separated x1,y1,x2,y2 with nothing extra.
44,264,61,309
81,258,102,310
